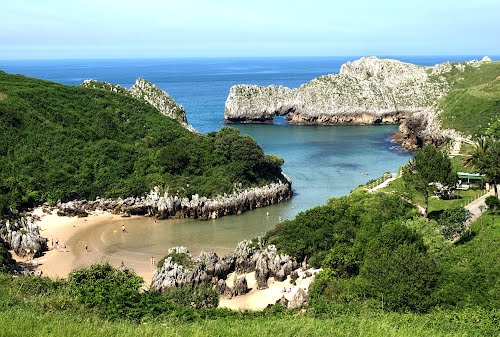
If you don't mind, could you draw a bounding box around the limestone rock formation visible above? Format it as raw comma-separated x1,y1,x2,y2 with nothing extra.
224,56,484,149
56,177,292,220
288,288,309,309
276,295,289,307
151,239,297,297
82,78,196,132
0,216,47,257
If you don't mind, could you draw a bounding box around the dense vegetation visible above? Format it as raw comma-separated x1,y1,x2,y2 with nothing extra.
435,61,500,136
402,145,456,216
0,209,498,336
0,71,284,214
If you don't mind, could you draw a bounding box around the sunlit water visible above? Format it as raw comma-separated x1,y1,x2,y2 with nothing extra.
2,56,456,256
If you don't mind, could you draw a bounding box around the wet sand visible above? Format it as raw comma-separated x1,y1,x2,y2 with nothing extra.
17,209,318,310
21,209,157,285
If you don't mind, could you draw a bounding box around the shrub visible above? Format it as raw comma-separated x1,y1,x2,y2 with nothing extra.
485,195,500,211
438,208,472,240
359,223,438,312
160,285,219,309
68,263,144,320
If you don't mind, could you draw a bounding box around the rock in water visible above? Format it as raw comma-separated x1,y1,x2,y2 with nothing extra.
288,288,309,309
224,56,481,150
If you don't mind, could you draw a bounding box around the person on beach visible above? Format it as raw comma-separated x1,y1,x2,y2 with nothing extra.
85,244,88,252
152,256,156,265
121,225,127,233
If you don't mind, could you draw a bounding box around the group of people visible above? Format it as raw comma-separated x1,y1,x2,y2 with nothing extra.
281,287,292,293
50,238,67,252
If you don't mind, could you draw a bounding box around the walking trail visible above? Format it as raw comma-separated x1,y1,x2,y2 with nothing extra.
464,187,496,224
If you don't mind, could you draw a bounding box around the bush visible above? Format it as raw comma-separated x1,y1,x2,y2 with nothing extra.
68,263,144,320
485,195,500,211
267,191,415,266
160,285,219,309
438,208,472,240
359,223,438,312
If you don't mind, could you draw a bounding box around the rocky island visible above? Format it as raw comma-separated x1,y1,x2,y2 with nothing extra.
225,56,493,149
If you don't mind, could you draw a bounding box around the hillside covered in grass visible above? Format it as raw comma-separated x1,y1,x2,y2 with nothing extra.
0,71,285,214
434,60,500,136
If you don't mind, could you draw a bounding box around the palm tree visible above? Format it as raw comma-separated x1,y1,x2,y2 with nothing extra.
463,136,499,197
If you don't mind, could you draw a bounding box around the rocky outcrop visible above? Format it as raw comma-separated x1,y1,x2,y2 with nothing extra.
151,239,298,297
56,177,292,220
82,78,196,132
0,216,47,257
225,56,489,149
288,288,309,309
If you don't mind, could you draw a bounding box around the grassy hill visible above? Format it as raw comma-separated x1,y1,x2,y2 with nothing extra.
434,61,500,136
0,208,497,336
0,71,284,213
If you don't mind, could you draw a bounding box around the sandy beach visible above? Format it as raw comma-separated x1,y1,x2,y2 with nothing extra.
14,209,317,310
219,269,319,310
14,209,158,285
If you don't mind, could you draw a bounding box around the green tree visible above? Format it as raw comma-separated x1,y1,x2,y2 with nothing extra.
402,145,456,217
359,223,438,312
464,137,500,197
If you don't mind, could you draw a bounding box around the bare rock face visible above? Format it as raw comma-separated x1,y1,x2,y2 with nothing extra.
0,216,47,257
225,56,484,149
129,78,188,125
276,295,289,307
151,239,297,297
232,275,249,296
254,245,297,289
288,288,309,309
82,78,196,132
56,177,292,220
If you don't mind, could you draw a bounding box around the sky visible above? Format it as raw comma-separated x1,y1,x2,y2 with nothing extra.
1,0,499,59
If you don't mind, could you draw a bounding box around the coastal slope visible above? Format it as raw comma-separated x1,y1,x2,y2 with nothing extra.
0,71,291,257
225,56,498,149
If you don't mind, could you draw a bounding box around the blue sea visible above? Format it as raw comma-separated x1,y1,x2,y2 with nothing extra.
0,56,486,254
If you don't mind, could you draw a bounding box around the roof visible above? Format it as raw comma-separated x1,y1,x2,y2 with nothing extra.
457,172,485,180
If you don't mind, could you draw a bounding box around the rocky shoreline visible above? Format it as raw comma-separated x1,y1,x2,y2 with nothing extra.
0,216,47,258
56,177,292,220
224,56,489,150
151,239,310,308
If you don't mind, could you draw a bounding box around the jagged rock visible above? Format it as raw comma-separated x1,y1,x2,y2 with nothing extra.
129,78,188,125
290,270,299,284
214,279,232,298
232,275,249,296
276,295,289,307
255,255,270,289
82,78,196,132
288,288,309,309
56,178,292,220
152,240,298,296
224,56,484,150
0,216,47,257
254,244,297,289
56,200,89,217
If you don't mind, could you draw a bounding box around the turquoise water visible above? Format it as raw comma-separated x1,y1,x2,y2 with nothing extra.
96,123,411,257
0,57,416,255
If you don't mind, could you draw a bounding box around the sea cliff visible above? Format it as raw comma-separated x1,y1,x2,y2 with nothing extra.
225,56,490,149
82,78,197,132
